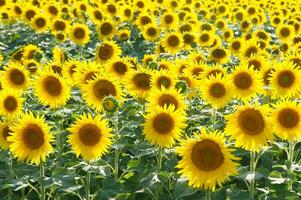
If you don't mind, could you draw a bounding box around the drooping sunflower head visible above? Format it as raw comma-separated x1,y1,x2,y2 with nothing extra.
34,69,71,108
176,129,239,190
225,104,273,152
143,105,186,148
95,41,121,63
82,74,122,112
271,99,301,141
68,114,113,161
7,112,54,165
1,62,29,91
69,23,90,45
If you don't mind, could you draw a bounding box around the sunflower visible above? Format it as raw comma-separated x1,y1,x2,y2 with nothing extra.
97,20,116,40
45,3,60,19
23,59,40,75
0,62,29,91
240,39,262,58
150,69,176,90
22,44,42,61
202,63,227,79
74,61,102,86
209,47,229,64
95,41,121,63
88,8,103,24
271,99,301,141
136,12,153,29
182,32,196,50
82,74,122,112
52,47,65,64
147,87,186,112
225,104,273,152
7,112,54,165
269,61,301,98
51,18,69,33
182,61,205,79
161,11,178,29
69,23,90,45
230,64,263,101
200,74,233,109
143,54,157,67
44,61,63,76
0,89,24,118
23,6,38,23
176,128,239,190
242,53,267,71
34,69,71,108
31,14,49,33
157,60,174,71
0,121,12,150
142,24,160,41
277,25,295,42
62,59,82,85
68,114,113,161
105,58,132,80
197,30,215,47
118,29,131,41
11,2,23,19
162,32,183,55
125,68,152,99
285,52,301,68
143,105,186,148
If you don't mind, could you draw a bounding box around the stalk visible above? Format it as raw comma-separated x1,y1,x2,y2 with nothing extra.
40,160,45,200
249,151,256,199
155,148,163,200
205,190,211,200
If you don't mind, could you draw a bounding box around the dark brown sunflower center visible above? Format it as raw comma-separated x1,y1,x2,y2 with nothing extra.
54,21,66,31
124,9,131,17
290,58,301,67
200,33,210,42
23,124,44,149
14,6,22,15
147,27,157,36
232,41,241,50
278,108,299,128
93,79,117,100
207,69,222,78
79,124,101,146
280,27,290,37
69,64,76,76
43,76,62,96
140,16,151,25
263,69,274,85
212,48,226,59
25,10,36,21
238,108,265,135
158,94,178,109
157,76,171,89
152,113,174,134
277,70,295,88
49,6,58,15
191,140,224,171
107,4,116,14
167,35,180,47
209,83,226,98
10,69,25,85
35,17,46,28
51,65,62,75
133,73,151,90
234,72,252,89
113,62,127,74
100,22,113,35
94,10,102,20
0,0,5,7
4,96,17,111
98,44,113,61
73,27,85,39
164,15,173,24
183,34,194,44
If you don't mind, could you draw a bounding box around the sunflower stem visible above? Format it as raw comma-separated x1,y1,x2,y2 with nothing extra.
212,108,216,127
205,190,211,200
85,168,91,200
40,159,45,200
287,141,295,191
155,147,163,200
114,109,119,181
249,151,256,199
21,187,25,200
8,152,14,200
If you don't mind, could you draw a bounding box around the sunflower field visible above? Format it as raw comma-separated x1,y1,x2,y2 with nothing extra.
0,0,301,199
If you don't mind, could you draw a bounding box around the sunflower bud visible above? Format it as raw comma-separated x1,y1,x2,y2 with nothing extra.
103,96,118,113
